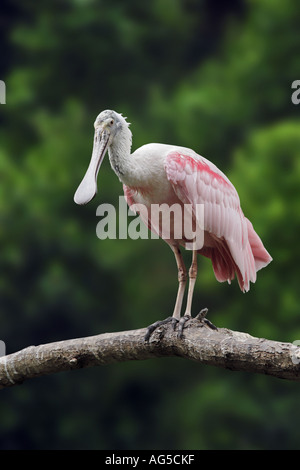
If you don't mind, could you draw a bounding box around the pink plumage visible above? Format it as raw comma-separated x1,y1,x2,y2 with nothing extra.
125,149,272,293
74,110,272,338
165,151,272,292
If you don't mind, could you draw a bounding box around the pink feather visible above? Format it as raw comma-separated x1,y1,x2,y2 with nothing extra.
164,151,272,292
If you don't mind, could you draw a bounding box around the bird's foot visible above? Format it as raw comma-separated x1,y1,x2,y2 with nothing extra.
178,308,217,339
144,316,178,342
144,308,217,342
177,314,192,339
195,308,218,331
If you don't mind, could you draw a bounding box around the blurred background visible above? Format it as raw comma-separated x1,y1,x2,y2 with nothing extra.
0,0,300,450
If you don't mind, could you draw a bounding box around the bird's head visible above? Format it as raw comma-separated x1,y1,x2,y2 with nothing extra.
94,109,125,146
74,109,130,205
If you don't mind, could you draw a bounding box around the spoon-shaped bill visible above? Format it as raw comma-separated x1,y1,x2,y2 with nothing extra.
74,129,109,205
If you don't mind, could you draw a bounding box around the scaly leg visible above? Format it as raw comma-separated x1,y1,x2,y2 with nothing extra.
185,249,198,316
144,245,187,341
178,250,198,338
145,248,214,341
171,245,187,320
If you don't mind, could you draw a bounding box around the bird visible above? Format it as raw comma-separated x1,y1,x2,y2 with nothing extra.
74,109,272,340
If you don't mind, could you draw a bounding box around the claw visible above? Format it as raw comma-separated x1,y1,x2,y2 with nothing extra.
144,308,216,342
178,308,217,338
144,316,177,342
195,308,218,330
195,308,208,321
177,314,191,339
203,318,218,331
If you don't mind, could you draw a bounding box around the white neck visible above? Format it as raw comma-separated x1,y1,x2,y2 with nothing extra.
108,124,137,186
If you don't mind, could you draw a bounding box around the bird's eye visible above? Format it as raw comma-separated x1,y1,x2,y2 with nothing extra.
110,119,114,125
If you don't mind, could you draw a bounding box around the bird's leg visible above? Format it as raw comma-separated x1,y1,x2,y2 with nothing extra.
178,250,198,338
144,246,187,342
185,249,198,315
171,246,187,322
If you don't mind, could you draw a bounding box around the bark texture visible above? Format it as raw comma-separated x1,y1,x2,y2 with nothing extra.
1,318,300,389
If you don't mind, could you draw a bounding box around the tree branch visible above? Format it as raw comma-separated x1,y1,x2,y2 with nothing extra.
1,318,300,389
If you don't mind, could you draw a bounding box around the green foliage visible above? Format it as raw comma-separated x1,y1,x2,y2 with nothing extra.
0,0,300,450
229,121,300,341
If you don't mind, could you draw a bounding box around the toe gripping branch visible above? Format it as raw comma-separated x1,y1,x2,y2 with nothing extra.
144,308,217,342
195,308,218,331
144,316,177,342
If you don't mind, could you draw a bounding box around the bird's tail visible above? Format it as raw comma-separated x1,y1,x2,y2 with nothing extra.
199,218,272,292
234,218,272,292
245,218,272,272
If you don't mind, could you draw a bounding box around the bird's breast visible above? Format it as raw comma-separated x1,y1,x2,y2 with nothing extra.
127,178,178,208
124,142,185,208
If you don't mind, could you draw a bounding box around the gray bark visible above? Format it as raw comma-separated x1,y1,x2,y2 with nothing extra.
1,318,300,389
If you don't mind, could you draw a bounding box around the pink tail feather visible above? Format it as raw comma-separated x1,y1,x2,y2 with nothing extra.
246,218,272,272
199,218,272,292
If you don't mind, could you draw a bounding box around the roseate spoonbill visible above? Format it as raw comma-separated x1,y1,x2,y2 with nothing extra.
74,110,272,339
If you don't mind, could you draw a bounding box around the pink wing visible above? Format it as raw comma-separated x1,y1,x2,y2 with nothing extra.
165,151,272,292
